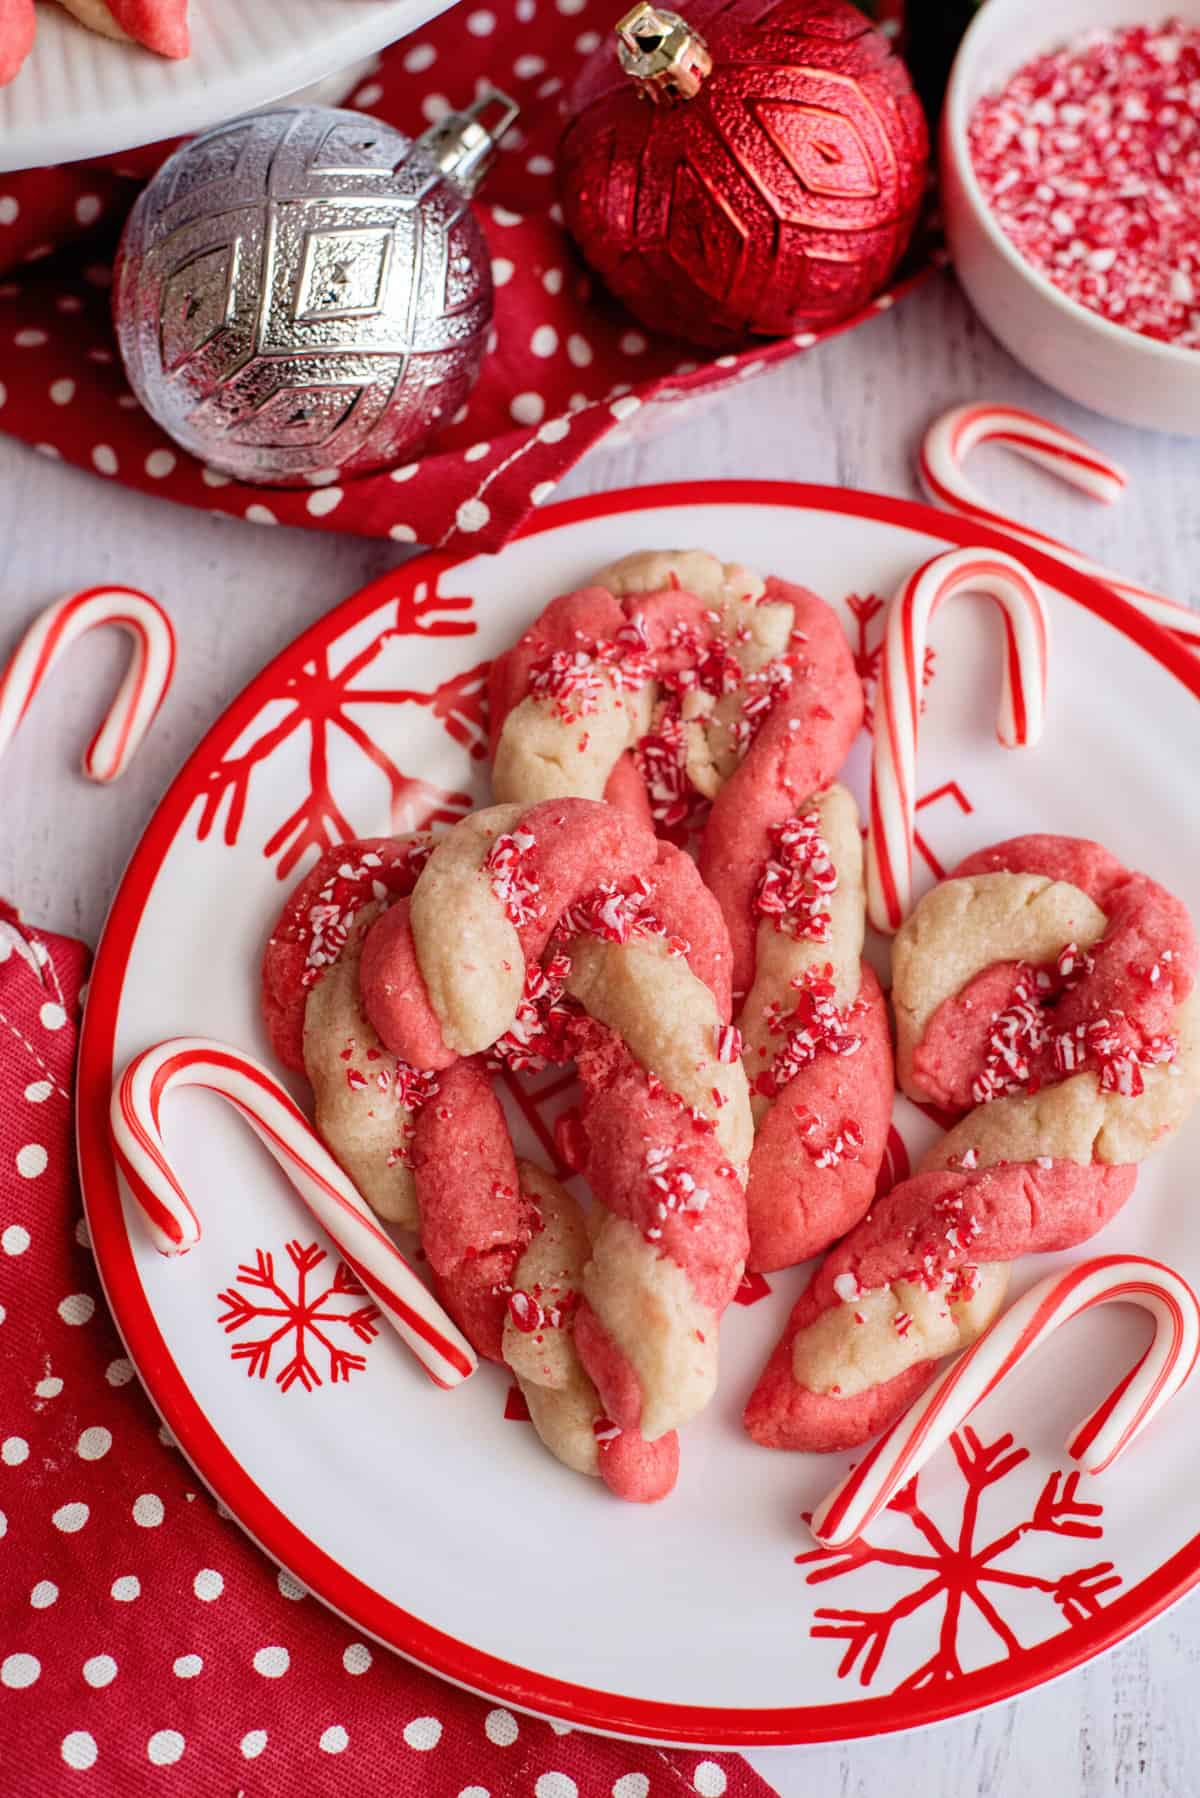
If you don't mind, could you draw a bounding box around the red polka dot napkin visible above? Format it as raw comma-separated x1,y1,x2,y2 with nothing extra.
0,4,929,553
0,901,778,1796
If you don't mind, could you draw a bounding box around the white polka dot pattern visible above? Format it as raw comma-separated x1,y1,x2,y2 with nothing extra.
485,1709,519,1747
61,1732,98,1770
252,1645,290,1678
147,1729,185,1765
2,1654,41,1688
694,1763,729,1796
403,1716,443,1751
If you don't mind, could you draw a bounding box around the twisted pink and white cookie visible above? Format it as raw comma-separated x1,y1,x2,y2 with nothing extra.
745,834,1200,1452
357,798,753,1465
487,549,892,1270
415,1060,679,1501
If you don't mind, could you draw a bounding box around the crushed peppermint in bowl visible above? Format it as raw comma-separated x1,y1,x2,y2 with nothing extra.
970,19,1200,350
941,0,1200,433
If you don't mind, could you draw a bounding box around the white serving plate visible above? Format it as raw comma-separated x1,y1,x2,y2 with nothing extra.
0,0,440,173
77,482,1200,1746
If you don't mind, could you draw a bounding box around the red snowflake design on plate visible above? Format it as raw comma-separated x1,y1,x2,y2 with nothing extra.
734,1270,772,1307
874,1123,911,1202
795,1427,1121,1692
847,591,936,731
217,1240,381,1393
197,579,483,879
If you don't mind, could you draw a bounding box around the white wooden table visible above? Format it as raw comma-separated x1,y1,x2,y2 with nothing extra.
3,271,1198,1795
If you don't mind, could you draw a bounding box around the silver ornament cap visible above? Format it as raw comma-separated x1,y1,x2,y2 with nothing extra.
113,94,518,486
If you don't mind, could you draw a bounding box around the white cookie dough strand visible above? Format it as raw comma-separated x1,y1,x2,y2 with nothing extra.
810,1254,1200,1549
110,1036,476,1390
0,585,176,782
409,804,525,1054
303,917,422,1231
591,547,765,609
867,547,1049,935
920,403,1200,650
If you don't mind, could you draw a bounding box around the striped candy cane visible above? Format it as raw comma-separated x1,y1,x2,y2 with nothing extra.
0,585,176,781
920,404,1200,652
810,1254,1200,1550
866,546,1049,933
111,1037,476,1390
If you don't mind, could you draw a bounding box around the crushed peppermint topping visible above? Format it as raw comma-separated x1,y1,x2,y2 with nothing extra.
344,1057,438,1113
1052,1013,1177,1095
971,967,1049,1104
729,654,805,755
753,809,837,942
833,1271,861,1303
506,1286,575,1334
634,703,694,829
486,827,542,927
811,1120,865,1170
970,21,1200,350
715,1023,744,1064
490,949,574,1075
1056,942,1094,984
556,874,685,954
527,648,607,720
386,1125,417,1170
300,839,430,986
592,1415,622,1443
754,968,863,1099
641,1145,711,1240
969,939,1178,1105
1130,948,1176,986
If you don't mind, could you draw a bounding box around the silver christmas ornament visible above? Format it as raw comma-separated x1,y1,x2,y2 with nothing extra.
113,94,518,485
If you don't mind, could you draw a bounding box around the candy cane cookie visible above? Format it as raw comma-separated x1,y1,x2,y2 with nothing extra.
745,833,1200,1452
487,549,892,1270
357,797,753,1464
261,804,712,1497
261,834,437,1230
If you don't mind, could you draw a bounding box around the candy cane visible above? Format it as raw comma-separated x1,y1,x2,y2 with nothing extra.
0,585,176,781
810,1254,1200,1549
110,1037,476,1390
920,404,1200,652
866,546,1048,933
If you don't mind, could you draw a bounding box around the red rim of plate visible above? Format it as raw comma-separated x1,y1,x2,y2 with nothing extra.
77,481,1200,1748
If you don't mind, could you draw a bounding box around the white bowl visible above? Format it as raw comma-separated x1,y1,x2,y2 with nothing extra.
941,0,1200,435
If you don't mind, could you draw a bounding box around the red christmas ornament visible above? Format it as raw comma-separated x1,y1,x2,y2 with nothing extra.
558,0,929,346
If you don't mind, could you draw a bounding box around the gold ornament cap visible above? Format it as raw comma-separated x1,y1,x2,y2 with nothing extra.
615,5,713,103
